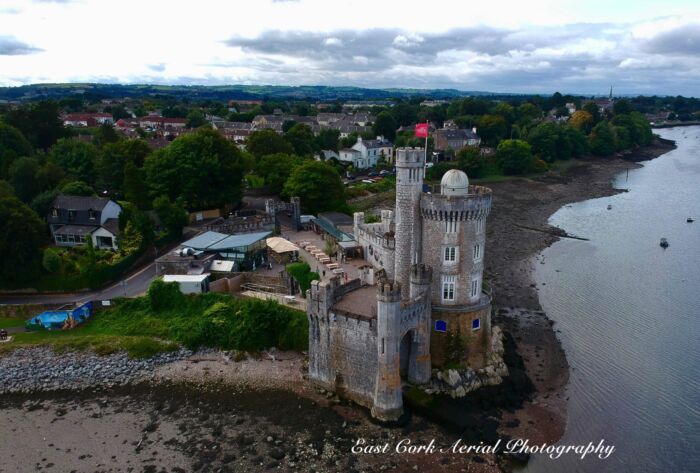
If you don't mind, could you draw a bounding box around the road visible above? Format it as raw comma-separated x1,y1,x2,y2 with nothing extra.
0,262,157,306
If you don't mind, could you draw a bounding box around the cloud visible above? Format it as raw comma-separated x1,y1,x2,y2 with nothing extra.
219,21,700,94
0,36,42,55
148,63,167,72
642,23,700,55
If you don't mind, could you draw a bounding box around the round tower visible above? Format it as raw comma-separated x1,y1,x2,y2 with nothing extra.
419,170,493,367
373,280,403,421
393,147,425,300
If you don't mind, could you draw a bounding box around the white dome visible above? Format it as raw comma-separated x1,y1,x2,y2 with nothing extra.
441,169,469,196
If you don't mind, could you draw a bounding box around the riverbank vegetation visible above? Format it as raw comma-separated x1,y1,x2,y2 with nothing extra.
1,282,308,358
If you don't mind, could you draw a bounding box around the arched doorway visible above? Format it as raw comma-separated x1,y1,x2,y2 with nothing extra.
399,331,414,379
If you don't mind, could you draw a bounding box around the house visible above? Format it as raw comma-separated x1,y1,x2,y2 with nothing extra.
338,148,364,168
48,196,122,250
434,128,481,152
350,136,393,168
138,116,187,129
63,113,114,127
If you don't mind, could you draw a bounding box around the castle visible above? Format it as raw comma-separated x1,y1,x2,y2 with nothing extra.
307,147,498,421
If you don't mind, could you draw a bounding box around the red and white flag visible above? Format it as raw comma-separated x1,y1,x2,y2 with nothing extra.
415,122,429,138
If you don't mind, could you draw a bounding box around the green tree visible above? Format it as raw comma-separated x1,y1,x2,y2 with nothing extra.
246,129,294,158
477,114,508,146
0,191,46,282
283,161,346,214
516,102,542,125
612,99,633,116
315,128,340,152
456,148,490,178
96,139,151,192
4,100,67,150
144,128,248,210
495,139,535,175
186,109,206,128
285,262,320,294
284,123,317,156
60,181,95,196
9,157,42,203
588,121,617,156
123,161,150,209
93,123,120,146
582,102,602,124
50,139,99,185
372,111,397,141
256,153,301,195
0,121,33,178
30,189,60,218
153,195,189,236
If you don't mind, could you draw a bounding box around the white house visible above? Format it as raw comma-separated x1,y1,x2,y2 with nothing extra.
350,136,393,168
339,148,365,168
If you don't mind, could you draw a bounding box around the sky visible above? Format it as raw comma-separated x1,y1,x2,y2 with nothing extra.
0,0,699,96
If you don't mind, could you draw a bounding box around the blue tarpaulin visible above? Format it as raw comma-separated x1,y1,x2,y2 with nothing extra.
26,302,93,330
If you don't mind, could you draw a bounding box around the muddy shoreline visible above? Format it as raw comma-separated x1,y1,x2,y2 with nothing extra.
0,139,676,473
485,138,676,447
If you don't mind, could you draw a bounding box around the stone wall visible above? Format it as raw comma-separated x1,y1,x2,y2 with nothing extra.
353,213,396,278
430,302,492,368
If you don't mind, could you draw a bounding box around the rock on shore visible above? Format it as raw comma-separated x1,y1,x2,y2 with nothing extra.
0,347,192,394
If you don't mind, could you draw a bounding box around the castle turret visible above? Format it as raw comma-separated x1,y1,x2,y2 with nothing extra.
373,280,403,421
394,148,425,300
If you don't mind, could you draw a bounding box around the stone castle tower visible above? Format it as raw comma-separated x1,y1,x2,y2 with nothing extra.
307,147,497,421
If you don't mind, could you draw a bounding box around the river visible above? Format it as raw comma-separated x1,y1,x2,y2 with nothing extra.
528,126,700,473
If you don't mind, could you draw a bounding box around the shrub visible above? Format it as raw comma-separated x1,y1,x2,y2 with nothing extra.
42,248,62,273
286,262,320,294
147,279,184,311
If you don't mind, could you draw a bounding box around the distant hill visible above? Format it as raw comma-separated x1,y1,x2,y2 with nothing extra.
0,83,507,102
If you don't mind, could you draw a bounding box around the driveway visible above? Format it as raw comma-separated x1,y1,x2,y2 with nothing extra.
0,262,157,306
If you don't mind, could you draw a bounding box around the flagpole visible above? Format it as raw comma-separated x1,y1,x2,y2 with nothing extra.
424,121,429,164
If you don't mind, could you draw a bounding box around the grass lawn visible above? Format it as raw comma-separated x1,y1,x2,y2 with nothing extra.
0,318,25,329
0,289,308,359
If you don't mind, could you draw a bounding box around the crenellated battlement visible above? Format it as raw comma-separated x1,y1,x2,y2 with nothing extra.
395,147,425,167
376,280,402,302
420,188,492,221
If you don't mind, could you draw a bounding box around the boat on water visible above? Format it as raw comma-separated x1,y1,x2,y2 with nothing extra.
607,204,613,210
660,238,669,248
688,217,695,223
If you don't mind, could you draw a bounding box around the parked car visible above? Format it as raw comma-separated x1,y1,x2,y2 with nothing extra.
368,171,379,177
379,170,390,175
362,179,374,184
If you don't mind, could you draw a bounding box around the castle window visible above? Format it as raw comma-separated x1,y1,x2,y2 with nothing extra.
444,246,457,263
51,208,58,218
473,243,482,261
471,279,479,298
88,208,96,220
435,320,447,332
472,318,481,331
442,275,455,301
68,210,76,222
476,219,485,234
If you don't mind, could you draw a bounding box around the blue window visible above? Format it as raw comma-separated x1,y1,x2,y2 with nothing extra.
435,320,447,332
472,318,481,330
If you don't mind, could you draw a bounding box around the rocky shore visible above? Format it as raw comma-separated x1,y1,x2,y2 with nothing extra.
0,347,193,395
